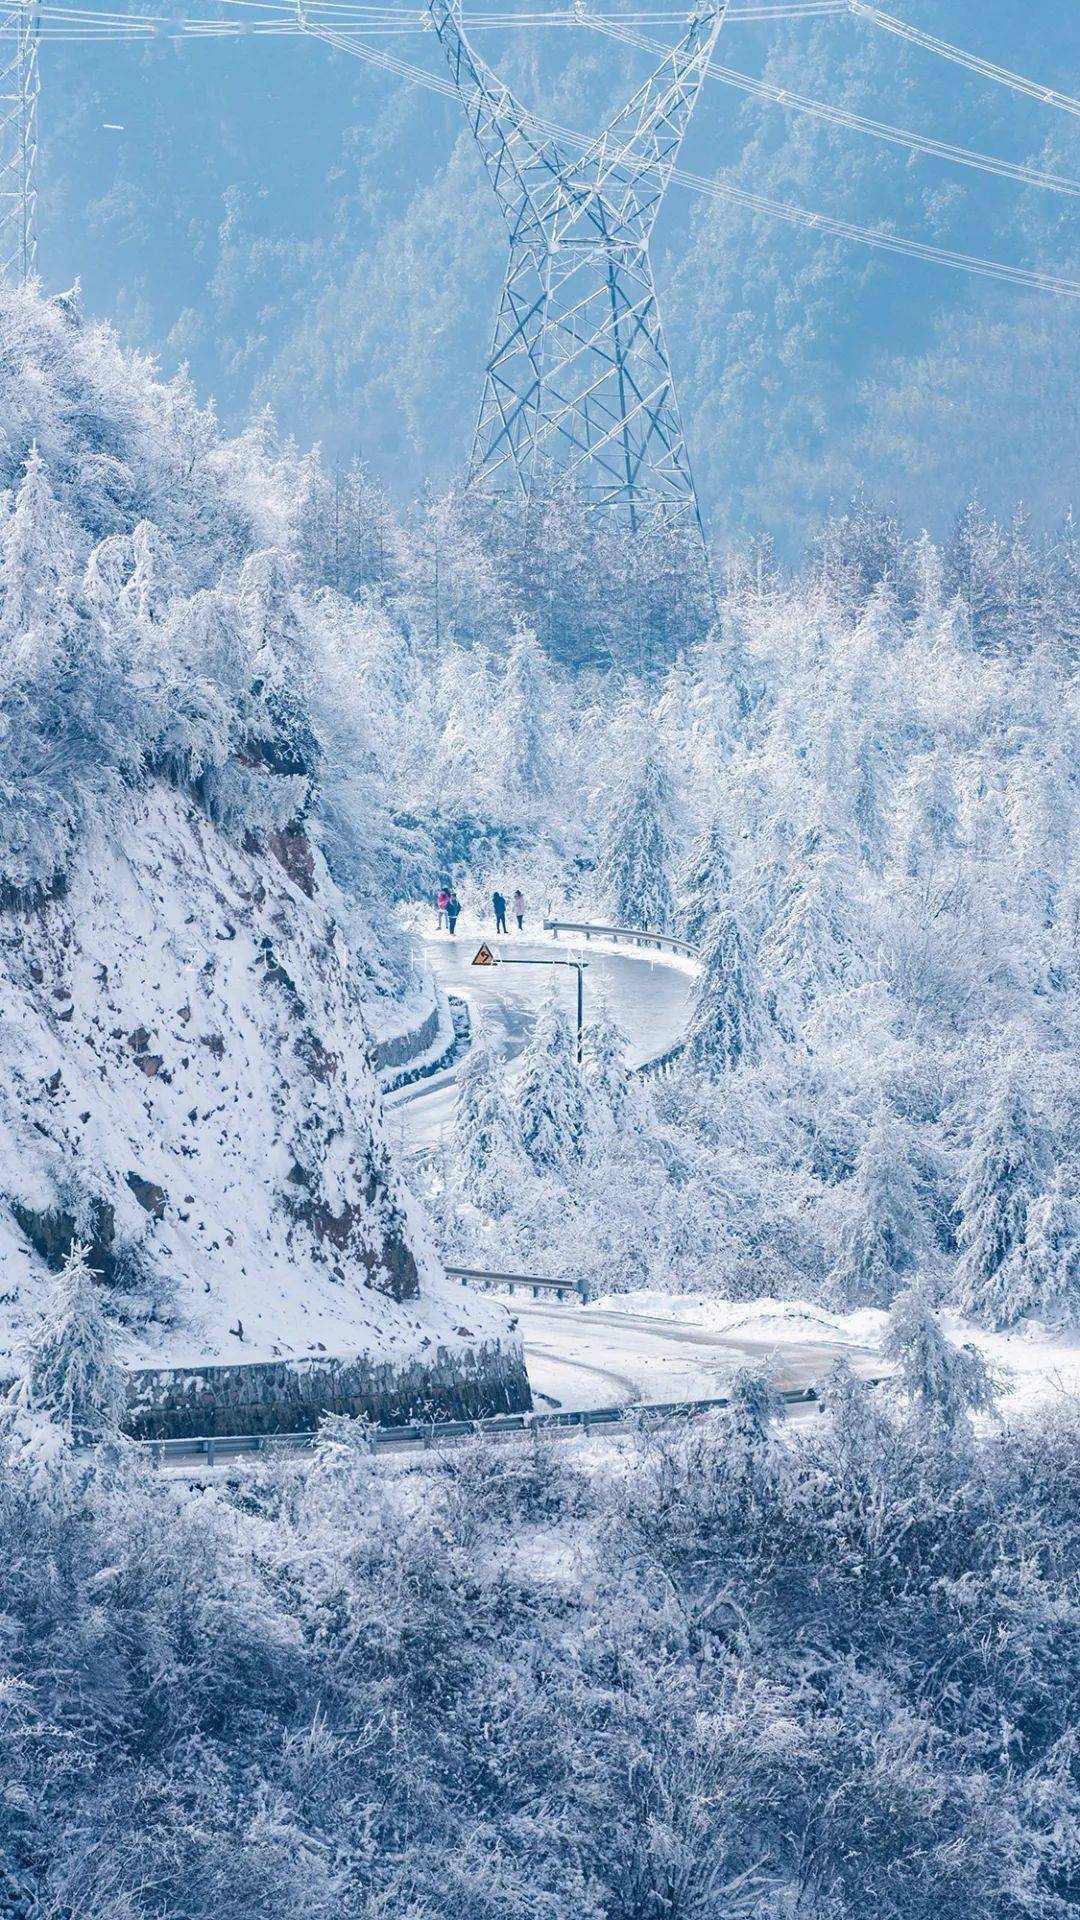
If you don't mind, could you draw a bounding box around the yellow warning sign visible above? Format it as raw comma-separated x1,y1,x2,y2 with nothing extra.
472,944,498,967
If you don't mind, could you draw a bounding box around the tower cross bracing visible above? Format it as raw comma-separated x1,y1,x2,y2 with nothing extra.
428,0,726,537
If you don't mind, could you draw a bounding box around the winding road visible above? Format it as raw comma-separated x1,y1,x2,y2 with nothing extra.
389,918,885,1411
516,1298,880,1410
386,923,695,1159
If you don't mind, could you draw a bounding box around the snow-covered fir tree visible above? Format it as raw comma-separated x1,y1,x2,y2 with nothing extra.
451,1016,524,1217
827,1106,923,1309
1020,1173,1080,1324
897,749,961,878
884,1280,997,1432
679,814,732,948
684,906,764,1075
0,444,77,672
517,987,588,1179
596,752,675,933
497,624,552,803
581,996,632,1141
15,1241,126,1444
955,1057,1046,1326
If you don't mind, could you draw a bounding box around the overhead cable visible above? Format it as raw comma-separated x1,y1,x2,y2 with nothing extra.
588,13,1080,197
848,1,1080,119
313,22,1080,297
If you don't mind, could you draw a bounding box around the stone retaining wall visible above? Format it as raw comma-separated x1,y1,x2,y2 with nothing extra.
125,1337,532,1439
372,1000,442,1076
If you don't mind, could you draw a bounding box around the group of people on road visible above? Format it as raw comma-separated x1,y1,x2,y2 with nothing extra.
434,884,462,934
434,884,526,935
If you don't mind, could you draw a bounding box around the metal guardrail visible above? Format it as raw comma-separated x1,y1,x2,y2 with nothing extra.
142,1380,884,1469
448,1265,589,1302
543,918,701,961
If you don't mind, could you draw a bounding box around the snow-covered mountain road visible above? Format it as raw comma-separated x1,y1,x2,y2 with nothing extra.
385,922,696,1159
516,1298,883,1411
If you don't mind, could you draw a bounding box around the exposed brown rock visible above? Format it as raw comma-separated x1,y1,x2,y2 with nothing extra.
126,1172,167,1220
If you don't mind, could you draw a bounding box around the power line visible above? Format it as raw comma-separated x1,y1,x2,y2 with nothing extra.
588,13,1080,197
7,0,1077,298
309,23,1080,297
848,1,1080,120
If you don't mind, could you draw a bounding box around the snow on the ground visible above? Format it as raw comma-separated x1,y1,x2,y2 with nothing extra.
586,1288,1080,1418
513,1291,882,1412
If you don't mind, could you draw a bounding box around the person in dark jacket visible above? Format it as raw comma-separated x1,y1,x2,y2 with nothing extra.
493,890,508,935
447,891,462,935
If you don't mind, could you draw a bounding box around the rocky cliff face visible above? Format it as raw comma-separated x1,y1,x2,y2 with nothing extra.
0,784,517,1400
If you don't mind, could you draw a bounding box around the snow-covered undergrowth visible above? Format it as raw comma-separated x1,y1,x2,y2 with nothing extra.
6,1298,1079,1918
0,286,517,1390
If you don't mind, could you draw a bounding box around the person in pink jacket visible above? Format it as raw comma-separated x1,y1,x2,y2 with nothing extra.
435,884,451,930
512,889,525,930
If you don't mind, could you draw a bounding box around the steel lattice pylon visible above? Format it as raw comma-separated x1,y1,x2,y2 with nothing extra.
0,0,40,287
429,0,726,537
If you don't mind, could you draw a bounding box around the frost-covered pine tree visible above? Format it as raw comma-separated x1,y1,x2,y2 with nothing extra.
684,906,763,1075
1020,1173,1080,1324
897,749,960,878
758,828,860,1012
452,1017,524,1216
884,1280,996,1432
955,1059,1045,1326
16,1241,126,1444
680,815,732,948
498,624,552,803
581,996,632,1139
827,1107,923,1310
123,518,178,631
517,988,588,1179
0,443,78,672
239,548,319,782
597,753,675,933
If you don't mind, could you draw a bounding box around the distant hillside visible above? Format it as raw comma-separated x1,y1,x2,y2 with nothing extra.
38,0,1079,551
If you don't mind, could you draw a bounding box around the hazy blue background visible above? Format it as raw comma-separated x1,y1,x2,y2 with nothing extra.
40,0,1079,554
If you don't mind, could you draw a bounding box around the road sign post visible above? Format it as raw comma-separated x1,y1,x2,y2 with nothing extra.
472,945,588,1063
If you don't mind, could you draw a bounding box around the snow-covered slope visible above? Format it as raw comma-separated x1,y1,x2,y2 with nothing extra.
0,783,514,1381
0,286,524,1419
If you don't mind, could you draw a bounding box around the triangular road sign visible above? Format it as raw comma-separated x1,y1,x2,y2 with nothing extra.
472,943,498,967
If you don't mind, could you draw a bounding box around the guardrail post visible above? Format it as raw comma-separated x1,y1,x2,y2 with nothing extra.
205,1437,216,1467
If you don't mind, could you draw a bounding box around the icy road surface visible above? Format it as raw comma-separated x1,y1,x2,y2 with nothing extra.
385,922,695,1159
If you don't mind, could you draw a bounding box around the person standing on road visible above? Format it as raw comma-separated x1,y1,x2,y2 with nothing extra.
512,888,525,931
493,889,508,935
447,890,462,936
435,884,451,930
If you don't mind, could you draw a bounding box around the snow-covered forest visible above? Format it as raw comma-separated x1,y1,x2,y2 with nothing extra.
294,450,1080,1333
3,279,1076,1333
1,274,1078,1914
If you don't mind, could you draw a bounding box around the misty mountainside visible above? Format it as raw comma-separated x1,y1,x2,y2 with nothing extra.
41,0,1079,552
0,286,512,1376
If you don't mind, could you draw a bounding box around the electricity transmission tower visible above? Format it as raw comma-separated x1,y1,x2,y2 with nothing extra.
428,0,726,540
0,0,40,287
